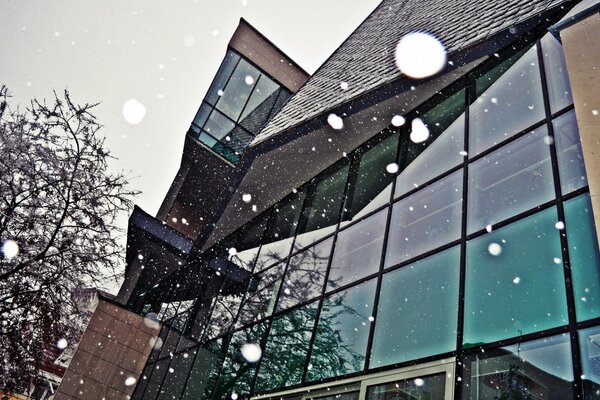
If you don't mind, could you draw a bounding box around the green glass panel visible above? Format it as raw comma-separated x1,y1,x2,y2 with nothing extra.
328,209,387,291
470,44,545,155
396,88,465,197
295,162,350,249
367,373,446,400
462,334,574,400
554,110,587,194
182,339,228,400
277,238,333,312
564,194,600,322
541,33,573,113
385,169,462,267
578,325,600,399
464,208,568,346
371,246,459,367
342,132,398,226
467,128,554,233
255,301,318,392
212,323,268,399
307,278,376,381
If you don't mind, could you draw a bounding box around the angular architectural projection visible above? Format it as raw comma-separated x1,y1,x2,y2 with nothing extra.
57,1,600,400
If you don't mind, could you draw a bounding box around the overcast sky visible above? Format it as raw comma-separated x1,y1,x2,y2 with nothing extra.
1,0,381,225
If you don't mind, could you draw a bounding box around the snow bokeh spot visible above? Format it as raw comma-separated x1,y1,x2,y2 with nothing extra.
2,240,19,260
409,118,429,143
228,247,238,256
555,221,565,230
125,377,137,387
488,242,502,256
122,99,146,125
242,193,252,203
245,75,254,85
395,32,446,79
340,82,349,90
391,115,405,127
240,343,262,363
414,378,425,387
327,113,344,130
57,338,68,349
386,163,399,174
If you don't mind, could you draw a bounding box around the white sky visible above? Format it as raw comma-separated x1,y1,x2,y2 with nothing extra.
0,0,381,222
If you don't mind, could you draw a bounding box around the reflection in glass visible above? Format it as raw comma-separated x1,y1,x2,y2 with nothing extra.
307,279,376,381
143,359,170,399
541,33,573,113
277,238,333,311
235,263,285,328
564,194,600,322
212,323,267,399
469,45,545,155
464,208,568,346
216,58,260,121
181,339,228,400
204,109,236,141
554,110,587,194
467,129,554,233
182,298,215,348
462,334,573,400
255,188,307,272
385,169,462,268
579,326,600,399
366,373,446,400
255,301,318,392
190,102,211,134
205,51,241,105
342,132,398,226
157,349,197,400
295,162,349,249
239,75,280,134
204,293,244,340
396,88,465,197
328,209,386,291
224,211,269,271
372,246,459,367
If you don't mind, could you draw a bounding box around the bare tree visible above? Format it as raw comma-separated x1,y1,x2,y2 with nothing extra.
0,85,137,393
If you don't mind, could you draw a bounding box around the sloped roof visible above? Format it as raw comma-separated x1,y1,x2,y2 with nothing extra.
252,0,569,144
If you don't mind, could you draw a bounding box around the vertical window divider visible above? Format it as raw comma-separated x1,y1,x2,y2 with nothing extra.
537,38,584,398
237,73,263,125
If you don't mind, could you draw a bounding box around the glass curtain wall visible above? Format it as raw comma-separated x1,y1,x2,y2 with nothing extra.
131,30,600,400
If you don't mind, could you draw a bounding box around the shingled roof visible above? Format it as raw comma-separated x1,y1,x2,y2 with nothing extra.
252,0,570,145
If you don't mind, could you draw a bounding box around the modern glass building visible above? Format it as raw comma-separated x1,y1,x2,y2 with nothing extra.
56,1,600,400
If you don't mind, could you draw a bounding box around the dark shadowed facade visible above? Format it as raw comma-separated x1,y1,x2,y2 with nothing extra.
56,1,600,399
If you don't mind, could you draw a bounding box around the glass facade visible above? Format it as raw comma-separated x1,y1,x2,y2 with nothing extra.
188,49,292,164
131,29,599,400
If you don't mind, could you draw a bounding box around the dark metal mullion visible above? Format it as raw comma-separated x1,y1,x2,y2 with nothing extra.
455,75,471,400
248,183,313,396
537,39,584,398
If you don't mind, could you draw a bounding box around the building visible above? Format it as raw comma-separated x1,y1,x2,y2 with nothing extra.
55,0,600,399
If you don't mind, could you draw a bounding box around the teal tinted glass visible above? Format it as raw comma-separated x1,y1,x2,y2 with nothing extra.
554,110,587,194
564,194,600,322
157,349,197,400
462,334,574,400
367,373,446,400
328,209,387,291
181,339,227,400
235,262,285,328
386,169,462,267
541,33,573,113
464,207,568,346
396,88,465,197
578,325,600,399
307,278,376,381
342,132,398,226
467,128,554,233
212,323,267,399
470,44,545,155
371,246,460,367
255,301,318,392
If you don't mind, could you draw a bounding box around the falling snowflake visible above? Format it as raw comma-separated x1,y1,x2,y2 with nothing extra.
488,242,502,256
386,163,399,174
242,193,252,203
395,32,446,79
409,118,429,143
122,99,146,124
327,113,344,130
391,115,405,127
2,240,19,260
241,343,262,363
57,338,68,349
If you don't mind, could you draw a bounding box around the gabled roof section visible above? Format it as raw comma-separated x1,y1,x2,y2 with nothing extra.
252,0,570,144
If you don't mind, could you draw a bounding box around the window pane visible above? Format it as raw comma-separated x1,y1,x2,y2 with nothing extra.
469,45,545,155
212,323,268,399
216,58,260,121
235,263,285,329
579,325,600,399
190,102,212,134
371,246,459,367
157,349,197,400
366,373,446,400
307,278,376,381
181,339,228,400
277,238,333,312
564,194,600,322
385,169,462,268
462,334,574,400
204,292,243,340
464,208,568,346
255,301,318,392
467,128,554,233
554,110,587,194
328,209,386,291
206,51,241,105
224,211,270,272
541,33,573,113
342,132,398,226
239,74,280,134
255,188,307,272
295,162,349,249
204,109,236,141
395,88,465,197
